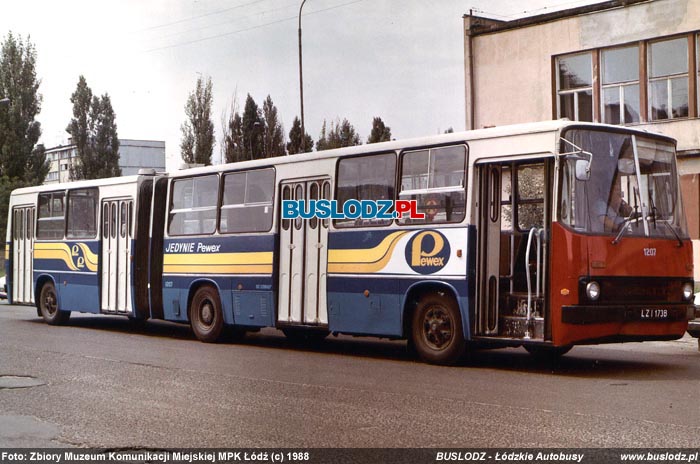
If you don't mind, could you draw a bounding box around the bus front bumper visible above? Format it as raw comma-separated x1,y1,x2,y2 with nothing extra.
561,304,695,325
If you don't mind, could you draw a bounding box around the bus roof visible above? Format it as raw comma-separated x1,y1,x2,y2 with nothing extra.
170,119,671,178
11,174,143,196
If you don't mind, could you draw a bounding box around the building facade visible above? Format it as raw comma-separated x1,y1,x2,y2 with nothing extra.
44,139,166,184
464,0,700,279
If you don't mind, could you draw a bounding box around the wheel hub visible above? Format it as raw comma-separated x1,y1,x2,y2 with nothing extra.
201,302,214,325
424,307,452,350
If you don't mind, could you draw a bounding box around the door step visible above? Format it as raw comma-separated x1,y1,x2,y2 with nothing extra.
499,315,544,339
504,292,544,318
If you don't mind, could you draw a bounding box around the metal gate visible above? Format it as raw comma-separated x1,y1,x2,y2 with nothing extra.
277,178,330,325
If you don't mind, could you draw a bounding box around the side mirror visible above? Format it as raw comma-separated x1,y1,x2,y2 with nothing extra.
575,159,590,181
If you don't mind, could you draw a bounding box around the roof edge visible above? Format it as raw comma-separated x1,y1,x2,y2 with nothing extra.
465,0,653,36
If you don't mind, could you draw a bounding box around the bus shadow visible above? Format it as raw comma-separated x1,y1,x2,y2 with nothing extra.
457,346,698,381
28,316,698,381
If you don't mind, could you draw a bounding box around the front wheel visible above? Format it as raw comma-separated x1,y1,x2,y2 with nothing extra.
38,282,70,325
411,293,465,365
190,286,224,343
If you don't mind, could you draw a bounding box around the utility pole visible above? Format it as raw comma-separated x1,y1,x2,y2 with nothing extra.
298,0,307,152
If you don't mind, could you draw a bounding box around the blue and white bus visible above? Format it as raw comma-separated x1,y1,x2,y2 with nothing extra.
6,120,697,364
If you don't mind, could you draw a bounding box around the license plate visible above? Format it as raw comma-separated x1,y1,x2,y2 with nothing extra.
640,308,669,319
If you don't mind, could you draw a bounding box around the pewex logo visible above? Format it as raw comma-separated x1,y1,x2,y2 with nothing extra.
405,230,450,274
70,244,88,269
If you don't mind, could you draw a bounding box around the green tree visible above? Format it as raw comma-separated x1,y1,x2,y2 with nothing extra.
0,33,44,182
317,118,361,151
262,95,286,157
242,94,264,160
221,96,245,164
367,117,391,144
27,144,49,184
181,75,214,165
67,76,121,180
286,116,314,154
0,33,47,245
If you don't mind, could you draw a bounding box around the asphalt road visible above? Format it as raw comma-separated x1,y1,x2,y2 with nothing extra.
0,301,699,449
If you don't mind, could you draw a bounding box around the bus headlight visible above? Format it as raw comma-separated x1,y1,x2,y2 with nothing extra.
682,282,694,301
586,281,601,301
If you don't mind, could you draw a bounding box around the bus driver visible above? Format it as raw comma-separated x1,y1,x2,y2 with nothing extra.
595,177,633,233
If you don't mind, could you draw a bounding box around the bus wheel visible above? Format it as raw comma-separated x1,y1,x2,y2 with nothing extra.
190,286,224,343
524,345,572,360
411,293,465,365
38,282,70,326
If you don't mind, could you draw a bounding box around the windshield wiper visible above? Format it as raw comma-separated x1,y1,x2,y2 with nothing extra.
612,186,643,245
646,193,682,247
612,210,641,245
659,220,684,247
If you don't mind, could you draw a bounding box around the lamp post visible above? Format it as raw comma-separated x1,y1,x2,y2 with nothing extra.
298,0,308,152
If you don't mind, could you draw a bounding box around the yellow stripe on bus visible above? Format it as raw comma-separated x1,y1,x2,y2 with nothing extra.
34,242,98,272
163,251,273,275
163,264,273,274
328,231,407,273
163,251,273,266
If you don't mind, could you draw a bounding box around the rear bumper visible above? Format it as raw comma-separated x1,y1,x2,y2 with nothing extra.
561,304,695,325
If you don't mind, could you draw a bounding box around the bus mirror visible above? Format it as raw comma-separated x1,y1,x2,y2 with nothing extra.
575,160,590,181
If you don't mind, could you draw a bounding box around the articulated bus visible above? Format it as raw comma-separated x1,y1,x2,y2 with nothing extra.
5,120,698,364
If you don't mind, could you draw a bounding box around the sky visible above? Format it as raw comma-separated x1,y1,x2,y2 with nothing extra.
1,0,604,170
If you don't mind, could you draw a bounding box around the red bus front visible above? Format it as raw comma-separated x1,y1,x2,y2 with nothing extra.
551,127,695,347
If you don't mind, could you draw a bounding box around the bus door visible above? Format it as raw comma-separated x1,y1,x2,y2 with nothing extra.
278,178,331,325
476,164,501,335
101,199,133,313
477,160,551,340
12,206,35,304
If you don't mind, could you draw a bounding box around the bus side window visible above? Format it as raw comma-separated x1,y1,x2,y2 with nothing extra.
516,164,545,230
220,168,275,234
168,175,219,236
335,152,396,228
398,145,466,225
37,192,66,240
67,188,98,239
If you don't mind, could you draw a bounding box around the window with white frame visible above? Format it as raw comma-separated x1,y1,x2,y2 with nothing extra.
602,45,640,124
557,53,593,122
648,37,688,120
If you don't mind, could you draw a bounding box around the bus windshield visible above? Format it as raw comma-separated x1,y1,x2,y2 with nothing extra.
559,128,689,240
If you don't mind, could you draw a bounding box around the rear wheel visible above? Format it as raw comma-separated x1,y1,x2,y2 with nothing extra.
190,286,224,343
38,282,70,325
411,293,465,365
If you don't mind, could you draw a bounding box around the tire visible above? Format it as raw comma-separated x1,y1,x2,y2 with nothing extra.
411,293,466,365
524,344,572,360
38,282,70,325
189,286,224,343
282,328,329,345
